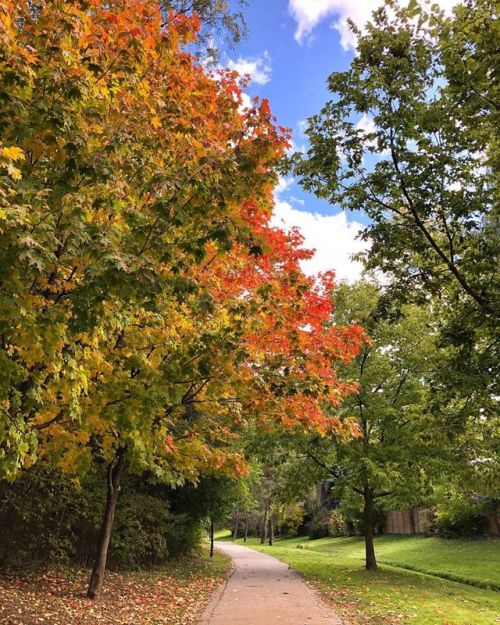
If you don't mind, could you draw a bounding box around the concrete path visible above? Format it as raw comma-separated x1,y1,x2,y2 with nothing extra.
199,542,344,625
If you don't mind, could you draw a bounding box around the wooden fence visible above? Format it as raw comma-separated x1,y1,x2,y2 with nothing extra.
383,506,500,536
383,506,431,534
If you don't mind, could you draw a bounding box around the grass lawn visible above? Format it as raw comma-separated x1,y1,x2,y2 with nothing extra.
234,535,500,625
294,535,500,589
0,548,230,625
214,529,232,540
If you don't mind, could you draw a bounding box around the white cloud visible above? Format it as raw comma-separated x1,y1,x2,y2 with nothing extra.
298,119,308,135
272,177,368,282
356,113,376,135
287,137,307,156
227,51,272,85
275,175,295,195
238,91,252,113
272,199,368,282
289,0,461,49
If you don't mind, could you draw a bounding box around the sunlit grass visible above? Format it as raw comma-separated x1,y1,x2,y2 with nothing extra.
213,528,232,540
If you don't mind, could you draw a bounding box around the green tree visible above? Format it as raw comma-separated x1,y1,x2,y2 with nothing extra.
306,282,442,570
292,0,499,434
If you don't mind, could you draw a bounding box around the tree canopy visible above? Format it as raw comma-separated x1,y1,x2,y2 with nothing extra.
0,0,364,598
291,0,499,449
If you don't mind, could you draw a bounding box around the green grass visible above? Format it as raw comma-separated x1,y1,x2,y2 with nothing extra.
213,528,232,540
293,535,500,589
239,535,500,625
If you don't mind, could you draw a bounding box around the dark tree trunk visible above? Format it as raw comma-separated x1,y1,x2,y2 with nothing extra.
260,502,268,544
243,512,248,543
410,507,416,535
87,448,126,599
363,486,377,571
210,518,215,558
232,508,239,540
268,514,274,546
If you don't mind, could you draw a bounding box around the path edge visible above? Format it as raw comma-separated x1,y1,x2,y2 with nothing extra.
197,544,237,624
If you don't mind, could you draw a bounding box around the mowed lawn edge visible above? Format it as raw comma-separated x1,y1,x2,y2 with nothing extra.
292,535,500,590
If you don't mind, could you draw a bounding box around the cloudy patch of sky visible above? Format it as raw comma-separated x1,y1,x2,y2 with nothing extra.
224,0,463,280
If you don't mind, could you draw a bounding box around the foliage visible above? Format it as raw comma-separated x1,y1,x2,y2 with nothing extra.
0,0,363,490
109,491,170,568
0,1,365,596
308,508,331,540
293,0,498,316
336,492,388,537
0,466,99,566
0,0,267,480
291,0,499,457
299,281,443,567
162,0,248,61
328,509,345,538
279,503,306,538
433,489,489,539
0,465,246,568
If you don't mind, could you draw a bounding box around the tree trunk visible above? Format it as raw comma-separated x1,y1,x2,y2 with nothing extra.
87,448,126,599
260,502,268,544
268,513,274,546
232,508,239,541
363,486,377,571
210,518,215,558
410,507,416,535
244,512,248,543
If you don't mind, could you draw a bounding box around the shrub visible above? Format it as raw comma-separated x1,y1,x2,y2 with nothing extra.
435,497,486,538
280,504,305,538
0,466,207,569
308,508,332,539
109,492,169,569
0,466,96,566
328,509,345,537
163,514,204,557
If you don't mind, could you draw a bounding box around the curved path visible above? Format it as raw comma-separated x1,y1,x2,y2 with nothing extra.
199,542,344,625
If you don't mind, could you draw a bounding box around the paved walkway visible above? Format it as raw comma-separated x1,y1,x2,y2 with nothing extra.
199,542,344,625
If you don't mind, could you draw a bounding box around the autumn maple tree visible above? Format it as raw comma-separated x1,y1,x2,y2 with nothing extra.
0,0,363,598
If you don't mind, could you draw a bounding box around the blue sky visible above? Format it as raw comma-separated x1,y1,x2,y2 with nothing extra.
228,1,353,216
220,0,458,281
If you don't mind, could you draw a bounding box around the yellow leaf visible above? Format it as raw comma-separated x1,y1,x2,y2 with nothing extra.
1,146,25,161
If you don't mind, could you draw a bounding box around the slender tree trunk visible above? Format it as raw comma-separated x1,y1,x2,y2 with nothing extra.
260,502,268,544
410,507,416,535
232,508,239,540
268,513,274,546
210,518,215,558
363,486,377,571
87,448,126,599
244,512,248,543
